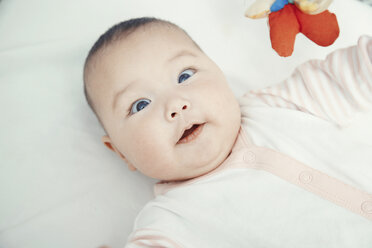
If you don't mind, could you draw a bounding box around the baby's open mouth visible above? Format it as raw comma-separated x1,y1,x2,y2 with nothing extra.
177,123,205,144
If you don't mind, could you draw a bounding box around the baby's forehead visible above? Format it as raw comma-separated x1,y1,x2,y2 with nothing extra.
87,22,197,76
101,28,199,68
90,24,201,86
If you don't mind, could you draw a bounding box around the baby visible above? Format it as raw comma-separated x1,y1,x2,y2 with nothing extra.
83,17,241,182
83,17,372,247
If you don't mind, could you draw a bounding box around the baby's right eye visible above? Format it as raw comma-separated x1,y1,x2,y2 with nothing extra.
129,98,151,115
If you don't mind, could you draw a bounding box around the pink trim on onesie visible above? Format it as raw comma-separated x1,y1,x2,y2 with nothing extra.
244,142,372,221
129,228,185,248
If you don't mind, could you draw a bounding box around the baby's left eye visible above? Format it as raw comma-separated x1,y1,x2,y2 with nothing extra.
178,69,195,84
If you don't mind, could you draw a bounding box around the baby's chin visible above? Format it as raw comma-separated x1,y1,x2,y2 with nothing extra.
160,148,234,183
172,124,240,181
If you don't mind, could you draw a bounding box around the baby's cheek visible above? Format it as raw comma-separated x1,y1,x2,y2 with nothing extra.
200,79,230,108
132,126,156,156
130,122,167,171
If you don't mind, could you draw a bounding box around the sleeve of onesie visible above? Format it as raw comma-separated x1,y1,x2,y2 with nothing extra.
245,35,372,127
124,228,184,248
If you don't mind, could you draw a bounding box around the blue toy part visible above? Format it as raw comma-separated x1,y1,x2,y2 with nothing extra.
270,0,289,12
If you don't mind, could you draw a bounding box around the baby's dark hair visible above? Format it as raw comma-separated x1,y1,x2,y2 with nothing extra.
83,17,200,134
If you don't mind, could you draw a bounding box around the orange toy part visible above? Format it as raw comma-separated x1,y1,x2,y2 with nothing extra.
268,3,339,57
269,4,299,57
294,7,339,46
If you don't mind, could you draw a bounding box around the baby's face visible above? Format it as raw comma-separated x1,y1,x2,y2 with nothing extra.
91,25,241,181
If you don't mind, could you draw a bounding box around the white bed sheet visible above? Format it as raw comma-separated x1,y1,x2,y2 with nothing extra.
0,0,371,247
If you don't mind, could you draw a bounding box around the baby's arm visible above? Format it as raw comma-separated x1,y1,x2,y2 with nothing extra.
247,36,372,127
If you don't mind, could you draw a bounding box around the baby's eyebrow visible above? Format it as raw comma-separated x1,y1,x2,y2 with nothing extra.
112,80,137,111
167,50,197,63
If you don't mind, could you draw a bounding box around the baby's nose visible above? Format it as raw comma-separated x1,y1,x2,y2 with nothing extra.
165,99,190,121
170,104,188,118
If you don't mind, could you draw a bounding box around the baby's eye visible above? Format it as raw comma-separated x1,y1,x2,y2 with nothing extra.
178,69,195,84
130,98,151,115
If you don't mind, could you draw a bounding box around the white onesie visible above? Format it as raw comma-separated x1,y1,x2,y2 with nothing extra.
125,36,372,248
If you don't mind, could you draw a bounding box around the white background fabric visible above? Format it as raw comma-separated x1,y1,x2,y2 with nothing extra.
0,0,371,247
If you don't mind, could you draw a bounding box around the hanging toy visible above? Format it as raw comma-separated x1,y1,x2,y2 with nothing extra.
245,0,340,57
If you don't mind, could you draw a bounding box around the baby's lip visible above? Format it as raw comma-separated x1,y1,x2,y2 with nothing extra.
176,122,205,144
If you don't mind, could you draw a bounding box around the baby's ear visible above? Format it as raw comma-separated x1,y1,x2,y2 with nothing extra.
102,135,115,152
101,135,137,172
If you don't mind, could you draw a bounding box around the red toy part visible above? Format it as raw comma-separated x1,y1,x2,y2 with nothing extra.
268,4,339,57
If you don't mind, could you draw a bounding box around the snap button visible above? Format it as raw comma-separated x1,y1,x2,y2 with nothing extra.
299,171,313,184
243,151,256,163
361,201,372,214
